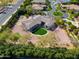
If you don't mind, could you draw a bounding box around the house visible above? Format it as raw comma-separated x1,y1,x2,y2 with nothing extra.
22,18,42,32
61,4,79,11
31,0,46,10
31,0,46,5
22,15,55,32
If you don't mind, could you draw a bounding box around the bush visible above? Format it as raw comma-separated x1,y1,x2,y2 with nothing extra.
53,11,63,16
9,33,20,42
0,44,67,59
55,17,64,26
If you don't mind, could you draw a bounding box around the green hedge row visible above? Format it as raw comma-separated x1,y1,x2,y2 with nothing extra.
0,44,79,59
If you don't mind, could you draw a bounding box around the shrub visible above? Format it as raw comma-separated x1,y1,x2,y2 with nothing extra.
0,44,79,59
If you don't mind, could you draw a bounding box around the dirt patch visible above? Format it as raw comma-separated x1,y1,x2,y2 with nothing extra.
54,27,74,49
12,16,29,35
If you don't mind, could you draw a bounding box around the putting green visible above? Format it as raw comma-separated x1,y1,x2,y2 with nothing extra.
32,28,47,35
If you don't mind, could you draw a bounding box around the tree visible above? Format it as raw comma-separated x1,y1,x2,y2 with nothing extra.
9,33,20,42
55,17,64,26
53,11,63,16
69,24,76,30
54,53,64,59
73,29,79,35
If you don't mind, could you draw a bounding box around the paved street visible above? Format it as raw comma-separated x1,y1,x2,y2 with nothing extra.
0,0,25,26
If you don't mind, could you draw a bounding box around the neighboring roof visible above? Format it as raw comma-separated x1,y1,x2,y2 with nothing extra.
22,17,41,30
32,4,46,10
61,4,79,11
36,15,54,26
32,0,46,4
22,15,54,30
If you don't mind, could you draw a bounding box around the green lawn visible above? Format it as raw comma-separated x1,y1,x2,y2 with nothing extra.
33,28,47,35
53,11,63,16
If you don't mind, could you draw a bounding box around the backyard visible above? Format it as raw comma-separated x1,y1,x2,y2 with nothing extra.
11,12,75,49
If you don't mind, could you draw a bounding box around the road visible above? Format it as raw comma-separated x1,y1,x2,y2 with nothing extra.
0,0,25,26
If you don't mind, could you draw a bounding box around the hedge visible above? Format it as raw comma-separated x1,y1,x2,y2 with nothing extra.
0,44,79,59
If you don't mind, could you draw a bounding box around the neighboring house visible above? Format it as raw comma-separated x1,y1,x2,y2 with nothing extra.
31,0,46,10
61,4,79,11
22,15,55,32
31,0,46,5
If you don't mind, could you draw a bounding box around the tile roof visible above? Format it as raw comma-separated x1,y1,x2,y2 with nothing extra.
22,15,54,30
32,0,46,3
